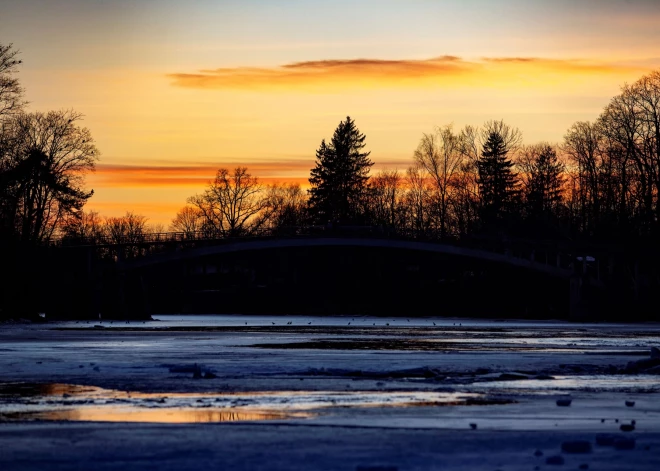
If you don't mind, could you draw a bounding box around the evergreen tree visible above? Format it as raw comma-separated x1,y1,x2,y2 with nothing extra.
477,130,518,226
308,116,373,224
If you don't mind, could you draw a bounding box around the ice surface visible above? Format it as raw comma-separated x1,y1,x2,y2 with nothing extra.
1,314,659,470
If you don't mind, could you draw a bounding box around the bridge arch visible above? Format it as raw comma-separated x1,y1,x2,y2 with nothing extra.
117,237,573,279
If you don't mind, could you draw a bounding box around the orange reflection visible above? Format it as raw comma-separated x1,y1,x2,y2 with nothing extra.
27,407,309,423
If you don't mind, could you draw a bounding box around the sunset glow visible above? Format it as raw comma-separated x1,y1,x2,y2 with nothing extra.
4,0,660,226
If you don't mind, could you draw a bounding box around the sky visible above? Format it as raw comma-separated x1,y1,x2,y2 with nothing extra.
3,0,660,227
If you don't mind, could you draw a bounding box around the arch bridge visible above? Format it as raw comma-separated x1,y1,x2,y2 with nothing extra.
56,229,611,320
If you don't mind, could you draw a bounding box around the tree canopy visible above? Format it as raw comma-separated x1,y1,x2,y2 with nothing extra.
308,116,373,224
477,121,521,227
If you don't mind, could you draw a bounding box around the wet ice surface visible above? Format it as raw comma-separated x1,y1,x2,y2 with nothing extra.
1,314,660,470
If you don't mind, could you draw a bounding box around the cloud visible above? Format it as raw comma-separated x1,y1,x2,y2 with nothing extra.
480,57,641,74
168,56,473,91
90,161,316,188
90,159,415,188
167,55,649,92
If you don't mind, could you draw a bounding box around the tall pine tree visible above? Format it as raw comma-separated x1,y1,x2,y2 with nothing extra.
477,130,518,226
308,116,373,224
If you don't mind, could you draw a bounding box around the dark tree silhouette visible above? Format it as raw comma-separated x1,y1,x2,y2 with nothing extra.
0,43,25,119
413,125,463,239
262,182,308,232
61,209,104,242
170,205,204,237
477,125,520,226
188,167,266,237
308,116,373,224
1,111,98,242
517,144,565,236
519,144,565,216
103,211,149,245
367,169,403,229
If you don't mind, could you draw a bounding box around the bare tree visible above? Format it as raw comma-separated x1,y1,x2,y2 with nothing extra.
261,182,308,232
101,212,148,259
170,205,204,237
563,121,605,236
1,110,99,242
0,43,25,119
188,167,266,237
517,143,565,227
451,125,482,237
103,212,148,244
480,120,523,156
60,209,104,242
368,169,402,228
147,223,166,234
413,125,464,239
401,165,433,237
625,71,660,232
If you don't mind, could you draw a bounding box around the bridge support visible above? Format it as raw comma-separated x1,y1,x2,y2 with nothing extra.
569,274,587,321
140,274,151,317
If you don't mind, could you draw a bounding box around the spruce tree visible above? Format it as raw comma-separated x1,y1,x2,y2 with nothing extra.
308,116,373,224
477,130,518,226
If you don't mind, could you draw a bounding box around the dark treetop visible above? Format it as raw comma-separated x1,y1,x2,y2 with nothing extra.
308,116,373,224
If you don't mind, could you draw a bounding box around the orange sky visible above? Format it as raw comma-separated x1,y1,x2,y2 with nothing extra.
4,0,660,226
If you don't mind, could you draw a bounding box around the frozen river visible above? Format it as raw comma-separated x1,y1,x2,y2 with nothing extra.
1,314,659,470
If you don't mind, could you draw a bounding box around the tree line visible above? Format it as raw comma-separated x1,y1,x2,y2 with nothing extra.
3,40,660,247
162,64,660,245
1,43,98,244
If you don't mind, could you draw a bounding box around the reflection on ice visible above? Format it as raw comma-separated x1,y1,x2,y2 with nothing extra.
0,382,511,423
4,407,308,423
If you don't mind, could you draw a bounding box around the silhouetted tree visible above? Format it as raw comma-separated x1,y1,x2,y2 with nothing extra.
188,167,266,237
104,212,148,245
563,121,605,238
367,169,403,229
450,125,481,237
61,209,104,243
0,111,98,242
517,143,565,234
1,43,26,240
400,165,433,237
599,71,660,237
262,182,308,232
308,116,373,224
414,125,464,239
170,205,204,237
477,121,521,229
0,43,25,119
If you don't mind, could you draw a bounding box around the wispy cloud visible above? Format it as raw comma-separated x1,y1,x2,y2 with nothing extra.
168,56,648,91
91,161,315,188
91,159,414,188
